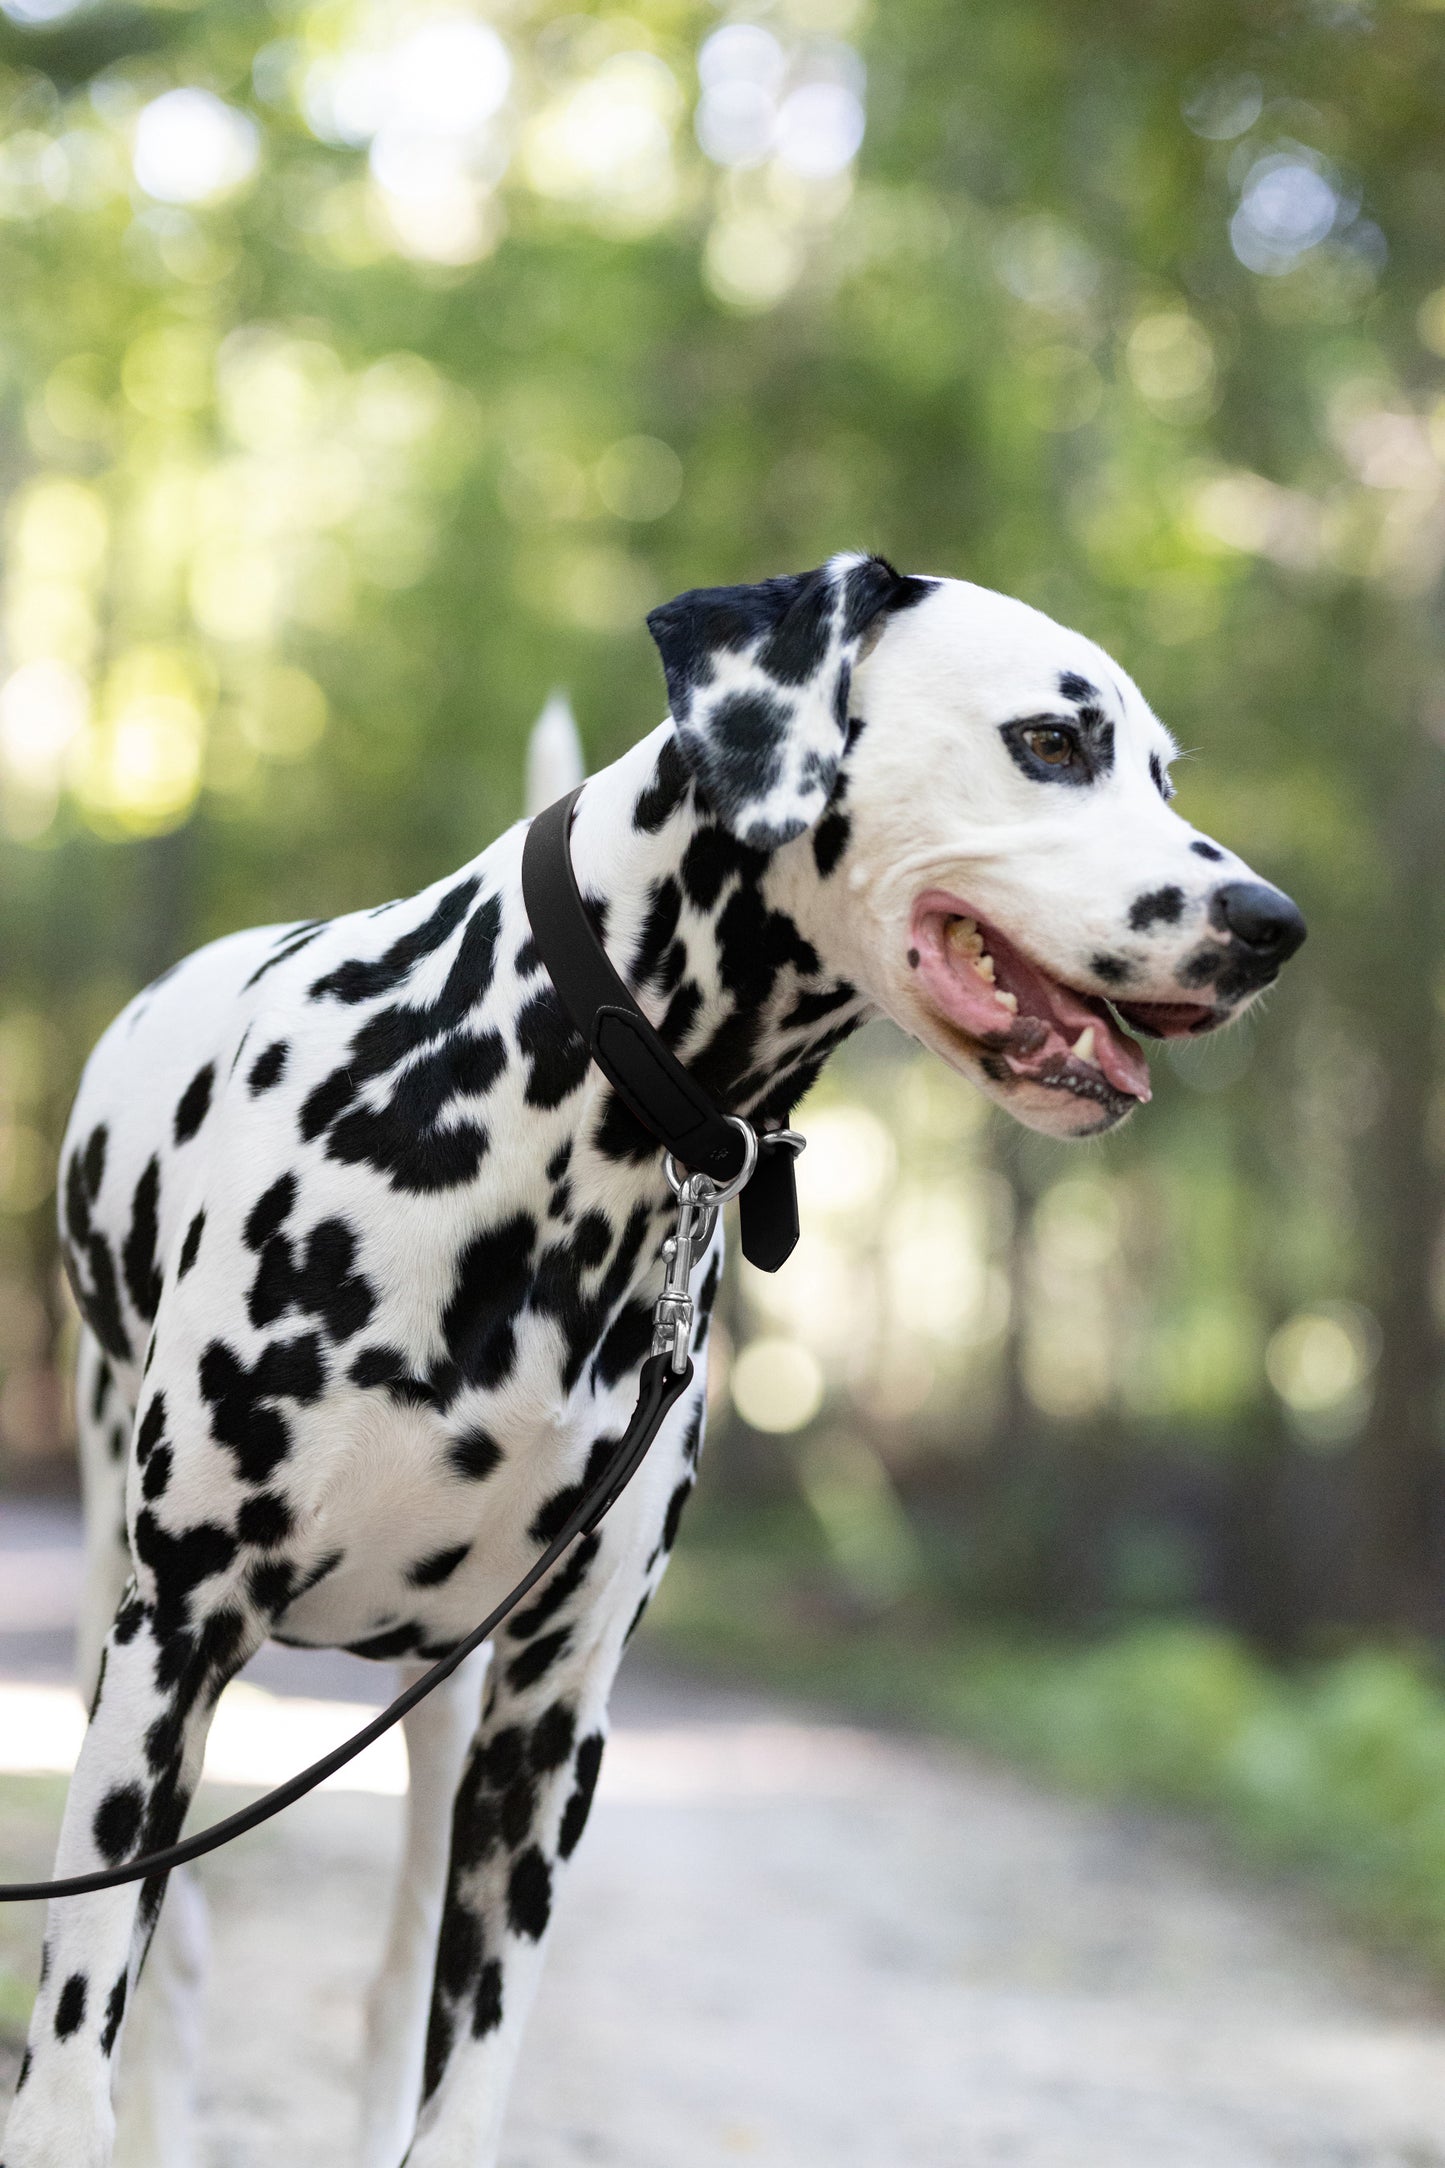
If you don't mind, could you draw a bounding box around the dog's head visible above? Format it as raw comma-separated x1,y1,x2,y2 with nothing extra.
649,553,1305,1138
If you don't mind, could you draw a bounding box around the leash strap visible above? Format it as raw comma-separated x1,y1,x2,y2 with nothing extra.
0,1353,693,1902
521,788,801,1272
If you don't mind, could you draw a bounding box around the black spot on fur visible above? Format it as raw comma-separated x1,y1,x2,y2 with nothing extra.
1149,751,1171,800
688,690,787,827
506,1627,572,1692
1191,839,1224,862
631,878,683,988
529,1434,621,1547
93,1783,144,1863
422,2002,454,2102
349,1344,442,1409
324,1032,504,1194
248,1559,296,1611
63,1127,131,1362
812,809,850,876
237,1490,293,1547
500,1773,538,1847
82,1124,106,1195
408,1544,470,1588
300,896,506,1192
173,1063,214,1144
141,1444,172,1501
54,1972,88,2039
436,1902,481,2001
546,1141,572,1185
530,1703,577,1772
680,823,764,912
660,1477,693,1555
248,1210,375,1344
99,1971,127,2056
516,986,589,1111
134,1394,166,1465
1178,945,1224,988
658,978,702,1049
299,1069,355,1141
448,1426,504,1481
245,1174,296,1251
122,1158,162,1322
783,982,854,1030
693,1259,722,1355
178,1210,205,1279
248,1040,289,1094
558,1734,604,1858
1090,953,1131,985
309,875,481,1004
532,1202,654,1394
472,1959,504,2037
438,1212,538,1400
198,1333,326,1484
1129,886,1185,932
242,922,326,991
505,1536,598,1643
506,1846,552,1939
346,1622,426,1661
633,737,690,831
592,1297,654,1390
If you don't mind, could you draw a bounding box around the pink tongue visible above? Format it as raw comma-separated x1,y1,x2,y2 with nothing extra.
1034,976,1152,1100
911,906,1151,1102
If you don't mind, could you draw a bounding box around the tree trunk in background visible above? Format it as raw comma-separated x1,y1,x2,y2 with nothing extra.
1351,719,1445,1629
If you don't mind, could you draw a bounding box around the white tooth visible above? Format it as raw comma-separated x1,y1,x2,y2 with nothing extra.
948,918,984,956
1072,1026,1098,1066
995,990,1018,1013
976,953,996,982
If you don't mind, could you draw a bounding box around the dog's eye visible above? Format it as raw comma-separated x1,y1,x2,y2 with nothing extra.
1000,716,1094,786
1022,726,1076,767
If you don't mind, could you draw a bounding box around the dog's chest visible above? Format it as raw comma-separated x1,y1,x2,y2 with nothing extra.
263,1325,695,1659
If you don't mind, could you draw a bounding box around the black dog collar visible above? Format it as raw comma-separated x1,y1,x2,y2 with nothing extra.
522,786,801,1272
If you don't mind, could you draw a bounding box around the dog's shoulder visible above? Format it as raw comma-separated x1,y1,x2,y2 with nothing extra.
60,839,522,1383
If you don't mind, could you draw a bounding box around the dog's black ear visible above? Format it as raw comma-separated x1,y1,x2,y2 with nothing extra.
646,552,936,848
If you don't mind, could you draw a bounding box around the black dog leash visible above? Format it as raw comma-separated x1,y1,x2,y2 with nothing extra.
0,788,801,1902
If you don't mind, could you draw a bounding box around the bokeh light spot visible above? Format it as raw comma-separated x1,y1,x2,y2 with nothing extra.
731,1337,825,1433
132,90,260,207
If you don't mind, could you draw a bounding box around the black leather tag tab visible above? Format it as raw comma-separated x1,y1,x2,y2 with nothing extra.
739,1149,800,1272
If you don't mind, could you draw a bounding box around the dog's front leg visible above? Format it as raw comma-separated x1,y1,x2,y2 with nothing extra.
400,1602,626,2168
2,1590,261,2168
360,1650,490,2168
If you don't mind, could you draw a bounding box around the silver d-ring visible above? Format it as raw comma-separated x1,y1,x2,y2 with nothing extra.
664,1115,758,1204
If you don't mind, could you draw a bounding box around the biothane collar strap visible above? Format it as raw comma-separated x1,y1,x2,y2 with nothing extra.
521,786,801,1273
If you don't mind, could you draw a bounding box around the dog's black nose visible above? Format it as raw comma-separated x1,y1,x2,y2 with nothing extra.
1211,881,1307,962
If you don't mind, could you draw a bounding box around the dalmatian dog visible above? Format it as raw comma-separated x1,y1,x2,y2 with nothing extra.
3,553,1304,2168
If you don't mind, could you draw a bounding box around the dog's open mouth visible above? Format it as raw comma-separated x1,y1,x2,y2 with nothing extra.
909,892,1218,1111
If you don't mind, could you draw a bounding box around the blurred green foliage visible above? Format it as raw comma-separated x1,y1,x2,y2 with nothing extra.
0,0,1442,1638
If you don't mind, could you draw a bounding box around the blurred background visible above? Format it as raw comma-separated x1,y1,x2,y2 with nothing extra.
2,0,1445,1988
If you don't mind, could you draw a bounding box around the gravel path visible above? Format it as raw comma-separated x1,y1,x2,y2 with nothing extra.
7,1664,1445,2168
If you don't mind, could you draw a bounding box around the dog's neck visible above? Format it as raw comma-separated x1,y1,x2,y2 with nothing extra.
563,724,871,1145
